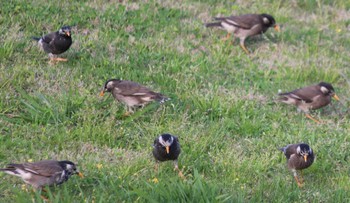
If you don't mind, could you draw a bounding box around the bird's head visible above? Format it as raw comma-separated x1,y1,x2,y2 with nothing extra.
261,14,280,32
59,160,83,178
158,134,174,154
59,26,72,37
319,82,339,101
100,79,121,96
296,144,313,162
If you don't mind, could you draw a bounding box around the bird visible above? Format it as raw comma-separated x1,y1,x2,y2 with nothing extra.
279,143,314,187
205,13,280,54
100,79,170,115
0,160,83,189
278,82,340,123
152,133,184,178
32,26,72,62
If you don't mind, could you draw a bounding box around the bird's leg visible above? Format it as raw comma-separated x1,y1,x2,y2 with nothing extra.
173,160,185,179
154,161,159,173
299,170,304,183
305,113,321,123
239,40,250,54
221,33,231,41
293,170,303,188
123,106,133,117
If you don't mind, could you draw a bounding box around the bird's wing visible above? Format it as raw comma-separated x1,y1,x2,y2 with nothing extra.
21,160,63,177
283,144,298,159
289,86,321,103
223,14,261,29
115,81,154,96
41,32,57,44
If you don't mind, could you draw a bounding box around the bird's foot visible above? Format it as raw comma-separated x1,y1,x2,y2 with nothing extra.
40,195,50,201
52,57,68,62
123,111,132,117
305,114,322,124
221,33,231,41
240,44,250,54
178,170,185,179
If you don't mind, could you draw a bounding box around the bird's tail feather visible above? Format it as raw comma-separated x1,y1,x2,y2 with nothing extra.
31,37,41,41
205,22,222,28
155,94,170,104
279,147,286,152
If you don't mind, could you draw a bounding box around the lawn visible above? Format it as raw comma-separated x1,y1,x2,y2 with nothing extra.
0,0,349,202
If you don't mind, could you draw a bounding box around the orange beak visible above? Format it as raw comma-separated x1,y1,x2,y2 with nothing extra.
332,94,340,101
303,155,307,162
165,146,170,154
77,172,84,178
274,25,280,32
99,91,105,97
66,31,71,37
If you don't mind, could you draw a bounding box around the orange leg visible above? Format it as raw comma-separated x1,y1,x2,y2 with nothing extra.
305,113,321,123
222,33,231,41
174,160,185,179
240,43,250,54
294,175,303,188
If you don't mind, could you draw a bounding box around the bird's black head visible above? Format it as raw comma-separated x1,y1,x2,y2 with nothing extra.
59,160,83,177
260,14,280,31
296,144,313,162
58,26,72,37
319,82,334,94
260,14,276,26
100,79,121,97
158,134,175,154
318,82,339,100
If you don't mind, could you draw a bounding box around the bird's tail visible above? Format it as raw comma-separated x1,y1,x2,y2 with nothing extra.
278,147,286,153
0,165,20,175
205,22,222,28
155,94,170,104
31,37,41,41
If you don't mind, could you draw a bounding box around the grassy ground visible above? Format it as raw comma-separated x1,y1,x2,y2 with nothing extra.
1,0,350,202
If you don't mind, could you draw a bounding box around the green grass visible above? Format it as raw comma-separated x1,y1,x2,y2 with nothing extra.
1,0,350,202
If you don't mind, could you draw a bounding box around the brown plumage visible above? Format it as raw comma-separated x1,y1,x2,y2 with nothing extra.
32,26,72,62
0,160,83,189
278,82,340,123
280,143,314,187
205,13,280,54
100,79,169,114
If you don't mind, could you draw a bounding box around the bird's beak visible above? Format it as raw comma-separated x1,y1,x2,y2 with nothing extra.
303,155,307,162
165,146,170,154
66,31,71,37
274,25,280,32
77,171,84,178
99,90,105,97
332,94,340,101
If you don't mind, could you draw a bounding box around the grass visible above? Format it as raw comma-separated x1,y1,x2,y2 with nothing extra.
1,0,350,202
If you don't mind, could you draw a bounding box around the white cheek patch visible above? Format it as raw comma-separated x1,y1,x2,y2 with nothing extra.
320,86,329,93
66,164,73,170
296,146,301,154
263,17,270,24
107,82,114,89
